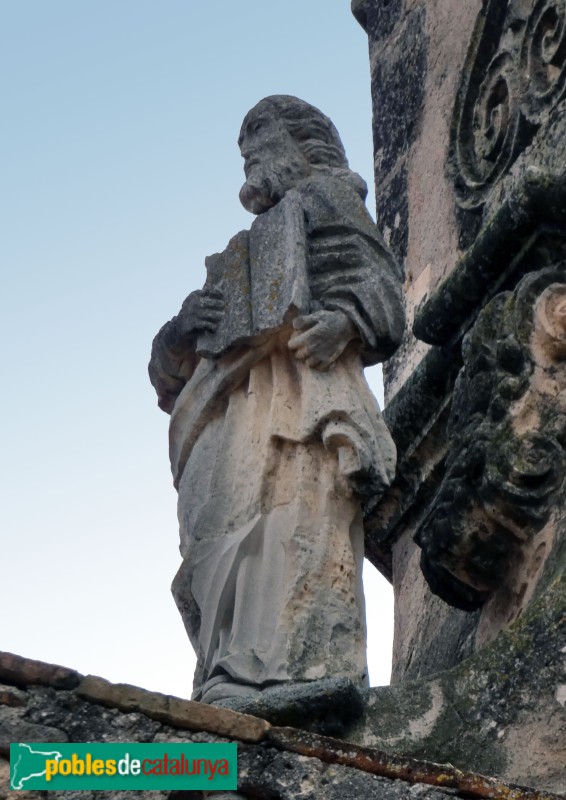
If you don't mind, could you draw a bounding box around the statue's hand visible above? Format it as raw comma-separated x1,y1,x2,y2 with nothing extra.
178,289,224,335
288,310,357,370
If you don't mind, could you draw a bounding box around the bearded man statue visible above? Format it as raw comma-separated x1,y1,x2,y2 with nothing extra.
149,96,405,707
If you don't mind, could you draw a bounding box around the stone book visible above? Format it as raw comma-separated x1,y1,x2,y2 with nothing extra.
196,190,310,357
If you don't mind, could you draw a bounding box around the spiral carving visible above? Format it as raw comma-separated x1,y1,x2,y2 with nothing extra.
521,0,566,121
471,53,520,180
451,34,526,208
450,0,566,209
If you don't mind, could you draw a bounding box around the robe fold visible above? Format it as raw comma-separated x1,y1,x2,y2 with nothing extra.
149,174,404,701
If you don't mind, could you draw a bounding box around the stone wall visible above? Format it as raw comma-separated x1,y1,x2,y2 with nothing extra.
353,0,482,398
354,0,566,689
0,651,560,799
352,0,491,682
352,2,566,792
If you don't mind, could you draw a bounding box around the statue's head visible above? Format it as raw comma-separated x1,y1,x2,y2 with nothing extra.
238,95,365,214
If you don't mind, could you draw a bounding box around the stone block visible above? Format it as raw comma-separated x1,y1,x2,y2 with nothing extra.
0,652,81,691
0,685,27,709
0,707,67,756
77,675,270,743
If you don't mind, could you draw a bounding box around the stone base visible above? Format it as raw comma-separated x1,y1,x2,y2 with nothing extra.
1,651,563,799
212,677,365,735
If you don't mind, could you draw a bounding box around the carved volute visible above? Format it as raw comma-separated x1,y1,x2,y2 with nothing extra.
450,0,566,210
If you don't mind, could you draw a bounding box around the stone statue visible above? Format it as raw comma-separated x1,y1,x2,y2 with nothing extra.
149,96,404,706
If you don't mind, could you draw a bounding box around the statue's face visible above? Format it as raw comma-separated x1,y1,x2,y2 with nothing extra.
238,109,311,214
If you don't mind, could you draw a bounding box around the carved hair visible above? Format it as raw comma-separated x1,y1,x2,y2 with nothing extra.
241,95,368,199
256,95,347,166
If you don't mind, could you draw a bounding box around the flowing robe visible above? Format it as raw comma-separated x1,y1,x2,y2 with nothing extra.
149,175,404,701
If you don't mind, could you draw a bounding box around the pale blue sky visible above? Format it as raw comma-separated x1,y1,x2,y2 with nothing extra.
1,1,394,695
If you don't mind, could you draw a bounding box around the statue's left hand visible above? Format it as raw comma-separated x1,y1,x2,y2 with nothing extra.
178,289,224,335
288,310,357,370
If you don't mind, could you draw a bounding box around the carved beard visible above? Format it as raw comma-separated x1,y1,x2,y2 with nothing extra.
239,155,311,214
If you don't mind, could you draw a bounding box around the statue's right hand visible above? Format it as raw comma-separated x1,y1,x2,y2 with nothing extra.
179,289,224,335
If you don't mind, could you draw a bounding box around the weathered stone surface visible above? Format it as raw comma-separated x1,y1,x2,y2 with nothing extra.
447,0,566,215
213,677,364,735
395,132,566,658
149,94,404,716
370,7,427,266
1,653,559,800
390,532,481,682
237,744,460,800
265,726,564,800
349,569,566,793
0,652,81,691
354,4,566,792
356,0,483,401
352,8,493,668
25,685,161,744
415,95,566,346
0,706,67,756
352,0,404,41
76,675,270,742
0,685,27,709
416,267,566,610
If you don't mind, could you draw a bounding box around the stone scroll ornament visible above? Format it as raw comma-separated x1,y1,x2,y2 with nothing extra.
450,0,566,209
415,266,566,611
148,96,405,710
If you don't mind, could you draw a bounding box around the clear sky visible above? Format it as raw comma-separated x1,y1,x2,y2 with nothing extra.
1,0,394,697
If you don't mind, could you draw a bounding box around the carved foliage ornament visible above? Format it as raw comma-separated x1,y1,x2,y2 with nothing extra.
415,266,566,611
450,0,566,209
